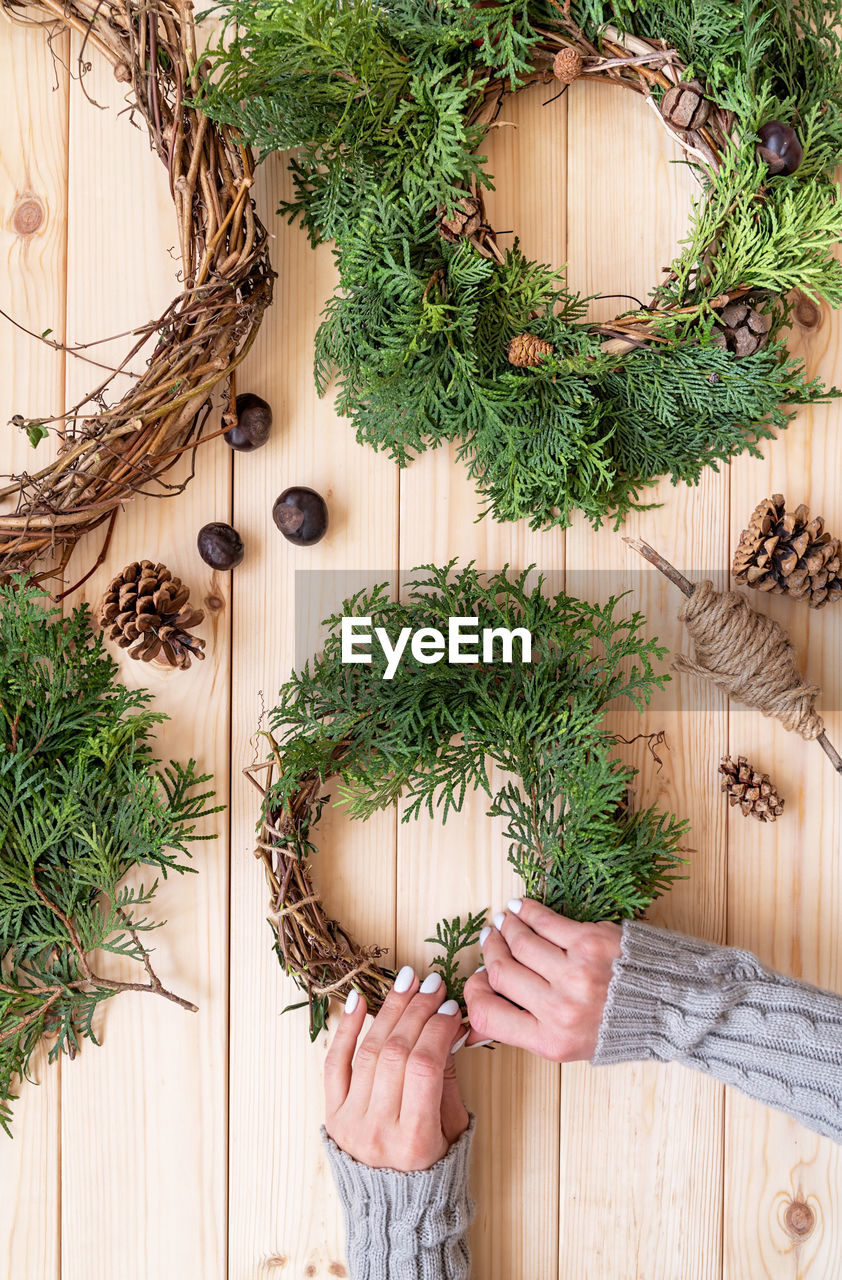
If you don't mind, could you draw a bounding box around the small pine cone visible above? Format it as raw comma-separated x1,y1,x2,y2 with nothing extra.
733,494,842,608
719,755,785,823
507,333,554,367
660,79,711,130
711,301,772,358
98,560,206,669
553,47,583,84
439,196,482,242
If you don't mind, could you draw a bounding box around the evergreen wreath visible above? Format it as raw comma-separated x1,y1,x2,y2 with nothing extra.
245,564,687,1039
199,0,842,530
0,0,274,592
0,580,218,1134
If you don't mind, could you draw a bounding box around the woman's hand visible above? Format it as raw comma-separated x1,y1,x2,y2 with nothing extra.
324,966,470,1172
464,898,622,1061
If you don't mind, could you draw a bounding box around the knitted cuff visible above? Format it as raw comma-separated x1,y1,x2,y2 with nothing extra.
591,919,771,1067
591,921,842,1143
322,1117,476,1280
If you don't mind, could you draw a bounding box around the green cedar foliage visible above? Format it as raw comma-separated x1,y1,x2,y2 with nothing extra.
264,564,687,1000
199,0,842,529
0,582,218,1135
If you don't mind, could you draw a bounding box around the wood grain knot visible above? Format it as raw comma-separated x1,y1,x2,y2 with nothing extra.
784,1199,816,1239
204,594,225,612
328,1265,348,1277
794,295,821,330
12,196,45,237
303,1266,317,1277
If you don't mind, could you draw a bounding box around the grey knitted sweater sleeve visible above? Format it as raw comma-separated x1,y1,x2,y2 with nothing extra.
593,920,842,1143
321,1117,476,1280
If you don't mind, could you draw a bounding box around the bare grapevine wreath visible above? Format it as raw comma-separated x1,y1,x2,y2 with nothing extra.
199,0,842,530
0,0,274,591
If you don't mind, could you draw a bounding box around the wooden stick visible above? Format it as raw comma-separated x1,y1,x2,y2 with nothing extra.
623,536,842,775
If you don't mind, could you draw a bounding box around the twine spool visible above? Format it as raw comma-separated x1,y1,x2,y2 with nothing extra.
674,580,824,740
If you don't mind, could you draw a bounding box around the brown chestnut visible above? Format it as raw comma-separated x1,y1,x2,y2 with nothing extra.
272,487,329,546
224,393,273,452
197,521,244,570
756,121,802,176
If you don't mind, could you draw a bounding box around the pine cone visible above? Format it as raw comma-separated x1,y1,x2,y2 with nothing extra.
719,755,784,822
98,561,206,669
507,333,554,367
553,47,583,84
660,80,711,130
439,196,482,242
711,302,772,357
733,494,842,608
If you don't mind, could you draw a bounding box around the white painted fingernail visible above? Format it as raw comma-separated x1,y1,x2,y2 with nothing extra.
437,999,460,1016
344,989,359,1014
492,911,505,930
479,926,491,947
466,1039,495,1050
394,965,415,993
475,965,485,973
450,1030,470,1054
508,898,523,914
420,972,443,994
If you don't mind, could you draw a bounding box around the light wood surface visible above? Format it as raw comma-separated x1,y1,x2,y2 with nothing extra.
0,20,66,1280
1,18,840,1280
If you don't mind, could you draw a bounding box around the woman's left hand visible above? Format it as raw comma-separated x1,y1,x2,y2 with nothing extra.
324,968,470,1172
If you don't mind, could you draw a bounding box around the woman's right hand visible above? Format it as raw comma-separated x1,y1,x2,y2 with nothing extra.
324,966,470,1172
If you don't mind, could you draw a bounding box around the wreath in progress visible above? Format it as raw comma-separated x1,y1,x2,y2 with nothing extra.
246,564,687,1038
200,0,842,530
0,0,273,589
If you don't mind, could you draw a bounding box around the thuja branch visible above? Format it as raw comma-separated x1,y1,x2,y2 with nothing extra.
28,883,198,1012
0,580,218,1133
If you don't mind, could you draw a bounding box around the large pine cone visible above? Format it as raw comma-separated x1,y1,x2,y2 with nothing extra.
733,494,842,608
99,561,206,669
719,756,784,823
711,302,772,357
507,333,554,367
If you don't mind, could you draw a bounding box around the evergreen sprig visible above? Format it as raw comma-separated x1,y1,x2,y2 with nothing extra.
263,564,687,1015
426,910,488,1003
0,581,218,1135
199,0,842,529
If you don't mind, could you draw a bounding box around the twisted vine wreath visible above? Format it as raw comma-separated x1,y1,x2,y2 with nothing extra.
245,564,687,1038
0,0,274,591
199,0,842,530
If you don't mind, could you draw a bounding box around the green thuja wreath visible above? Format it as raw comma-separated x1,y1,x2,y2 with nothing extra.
0,581,218,1134
249,565,687,1038
200,0,842,530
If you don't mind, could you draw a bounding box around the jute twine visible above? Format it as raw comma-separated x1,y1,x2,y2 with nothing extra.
674,580,824,740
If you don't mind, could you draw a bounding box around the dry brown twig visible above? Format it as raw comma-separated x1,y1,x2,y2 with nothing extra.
244,746,395,1028
0,0,275,592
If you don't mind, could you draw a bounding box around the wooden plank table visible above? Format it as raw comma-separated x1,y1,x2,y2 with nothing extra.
1,18,840,1278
